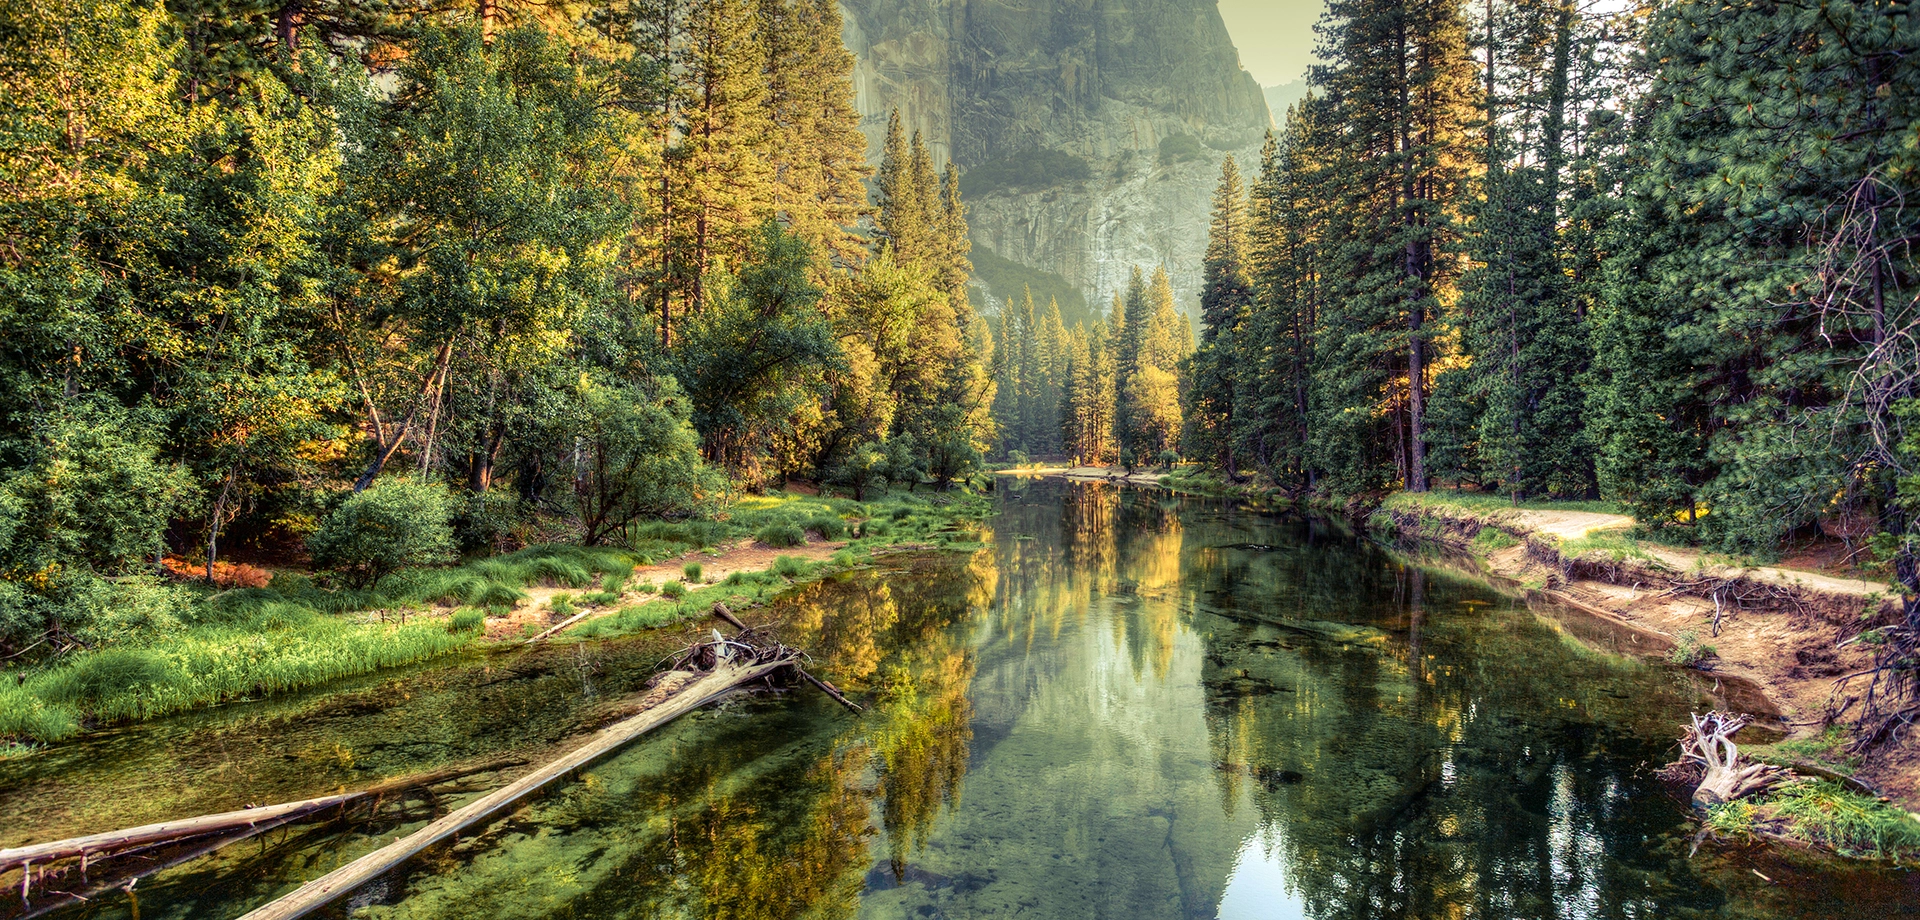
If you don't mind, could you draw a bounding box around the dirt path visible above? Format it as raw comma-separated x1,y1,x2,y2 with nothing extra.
485,539,847,641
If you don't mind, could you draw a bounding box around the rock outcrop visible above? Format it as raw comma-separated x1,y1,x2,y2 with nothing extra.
840,0,1272,313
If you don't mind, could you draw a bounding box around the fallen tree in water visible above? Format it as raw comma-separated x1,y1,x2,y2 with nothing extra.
240,612,848,920
4,610,856,920
1,759,520,916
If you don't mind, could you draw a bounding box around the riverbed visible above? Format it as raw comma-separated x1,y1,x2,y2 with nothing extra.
3,480,1913,919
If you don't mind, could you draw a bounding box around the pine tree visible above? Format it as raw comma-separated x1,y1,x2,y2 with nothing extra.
1314,0,1481,491
1188,155,1255,476
1436,0,1598,499
759,0,870,268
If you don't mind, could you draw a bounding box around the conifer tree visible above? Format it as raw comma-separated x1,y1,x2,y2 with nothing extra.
1188,155,1255,476
759,0,870,268
1314,0,1481,491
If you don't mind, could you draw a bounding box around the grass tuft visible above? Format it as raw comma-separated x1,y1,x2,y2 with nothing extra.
1770,781,1920,861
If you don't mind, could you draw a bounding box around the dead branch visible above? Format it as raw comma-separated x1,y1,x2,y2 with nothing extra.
1670,711,1788,810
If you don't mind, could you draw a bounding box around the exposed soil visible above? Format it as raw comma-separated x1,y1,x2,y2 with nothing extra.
483,538,848,641
1392,503,1914,807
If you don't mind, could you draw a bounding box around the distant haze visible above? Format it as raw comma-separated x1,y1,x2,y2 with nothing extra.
1217,0,1326,88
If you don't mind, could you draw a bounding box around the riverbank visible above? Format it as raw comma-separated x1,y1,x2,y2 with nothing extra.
0,490,989,753
1010,468,1920,860
1372,491,1917,813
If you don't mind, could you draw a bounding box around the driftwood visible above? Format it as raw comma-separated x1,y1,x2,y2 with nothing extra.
238,649,794,920
2,759,519,911
708,605,861,713
523,609,593,644
1,756,518,914
1671,711,1787,810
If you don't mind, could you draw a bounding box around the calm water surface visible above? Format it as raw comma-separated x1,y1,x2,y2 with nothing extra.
4,480,1914,919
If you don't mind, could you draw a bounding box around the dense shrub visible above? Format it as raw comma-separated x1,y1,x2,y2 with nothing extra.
570,377,724,546
756,522,806,547
308,479,456,588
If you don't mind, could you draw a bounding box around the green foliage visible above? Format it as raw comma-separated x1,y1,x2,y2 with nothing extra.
660,580,686,599
772,556,806,578
958,150,1091,197
1704,801,1757,839
1667,628,1715,667
671,223,839,471
550,594,577,618
450,609,486,632
682,562,703,583
1470,528,1519,552
571,376,724,546
756,523,806,547
1770,781,1920,861
307,480,457,589
968,246,1093,329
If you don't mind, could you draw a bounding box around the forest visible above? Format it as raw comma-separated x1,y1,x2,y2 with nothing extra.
0,0,1006,665
1163,0,1917,625
1,0,1919,914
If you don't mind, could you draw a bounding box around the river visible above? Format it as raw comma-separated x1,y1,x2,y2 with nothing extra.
2,479,1913,919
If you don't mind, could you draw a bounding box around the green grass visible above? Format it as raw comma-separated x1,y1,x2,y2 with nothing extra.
1,490,994,746
2,612,478,742
1471,528,1520,551
754,522,806,547
682,561,703,583
1559,531,1661,565
1667,627,1716,666
1752,727,1861,776
1769,781,1920,861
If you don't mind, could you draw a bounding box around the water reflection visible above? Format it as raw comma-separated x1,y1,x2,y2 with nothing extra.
12,480,1917,920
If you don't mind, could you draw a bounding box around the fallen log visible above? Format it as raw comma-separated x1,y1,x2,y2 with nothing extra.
238,656,791,920
523,609,593,644
1,793,360,879
1,759,521,887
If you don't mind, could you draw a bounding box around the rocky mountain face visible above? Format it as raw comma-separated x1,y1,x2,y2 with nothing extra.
839,0,1271,314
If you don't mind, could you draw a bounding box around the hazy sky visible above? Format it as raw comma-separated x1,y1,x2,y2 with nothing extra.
1217,0,1327,88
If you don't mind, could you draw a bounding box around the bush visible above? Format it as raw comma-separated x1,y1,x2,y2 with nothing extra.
1156,449,1180,470
683,561,703,582
453,492,526,555
1668,628,1716,667
756,523,805,547
772,556,805,578
571,377,725,546
308,479,456,588
661,580,686,599
450,608,486,632
550,594,576,618
805,514,846,540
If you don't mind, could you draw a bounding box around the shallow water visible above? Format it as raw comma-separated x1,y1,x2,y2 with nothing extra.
4,480,1914,919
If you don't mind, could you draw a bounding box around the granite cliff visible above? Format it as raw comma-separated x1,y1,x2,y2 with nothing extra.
839,0,1272,316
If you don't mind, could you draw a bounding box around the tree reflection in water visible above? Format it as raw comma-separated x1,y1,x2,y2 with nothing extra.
265,481,1917,920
